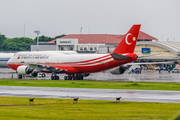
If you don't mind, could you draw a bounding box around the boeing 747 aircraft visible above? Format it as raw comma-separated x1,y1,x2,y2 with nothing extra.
7,25,141,80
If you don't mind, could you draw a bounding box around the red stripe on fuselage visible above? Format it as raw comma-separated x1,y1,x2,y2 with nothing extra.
78,54,110,63
77,56,113,65
7,54,136,74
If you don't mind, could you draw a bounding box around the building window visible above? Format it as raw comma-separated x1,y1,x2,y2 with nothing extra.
94,47,97,51
80,47,83,51
84,47,87,51
70,47,73,50
90,47,93,51
61,47,64,50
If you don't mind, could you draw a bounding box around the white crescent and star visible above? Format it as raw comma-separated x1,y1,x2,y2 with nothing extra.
125,33,136,45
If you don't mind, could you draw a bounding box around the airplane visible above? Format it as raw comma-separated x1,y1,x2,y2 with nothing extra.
7,24,141,80
0,53,14,68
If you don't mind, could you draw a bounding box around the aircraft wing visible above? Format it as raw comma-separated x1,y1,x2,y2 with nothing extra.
28,63,67,73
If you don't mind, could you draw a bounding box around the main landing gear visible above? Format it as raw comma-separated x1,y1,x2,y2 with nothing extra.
17,75,22,79
64,74,84,80
51,73,59,80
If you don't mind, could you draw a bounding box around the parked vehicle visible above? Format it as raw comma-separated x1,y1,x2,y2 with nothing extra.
134,68,140,74
155,67,160,70
172,68,180,73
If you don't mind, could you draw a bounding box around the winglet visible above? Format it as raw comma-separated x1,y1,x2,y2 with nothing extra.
112,24,141,54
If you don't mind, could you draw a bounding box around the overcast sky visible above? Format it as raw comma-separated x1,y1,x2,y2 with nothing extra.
0,0,180,41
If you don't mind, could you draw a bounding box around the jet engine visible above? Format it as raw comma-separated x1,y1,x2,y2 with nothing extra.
110,65,131,75
31,71,38,77
17,65,33,75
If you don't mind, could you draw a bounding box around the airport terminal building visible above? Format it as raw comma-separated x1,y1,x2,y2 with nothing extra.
31,31,180,63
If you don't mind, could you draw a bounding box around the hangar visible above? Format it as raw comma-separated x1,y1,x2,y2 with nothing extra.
31,31,180,63
135,41,180,62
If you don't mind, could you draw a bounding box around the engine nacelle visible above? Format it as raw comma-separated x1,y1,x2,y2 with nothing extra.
17,65,33,75
80,73,90,77
110,67,126,75
31,71,38,77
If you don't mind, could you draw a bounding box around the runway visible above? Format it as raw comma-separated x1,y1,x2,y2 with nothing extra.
0,86,180,103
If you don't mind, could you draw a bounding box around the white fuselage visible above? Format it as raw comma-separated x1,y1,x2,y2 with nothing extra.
8,51,108,64
0,53,14,68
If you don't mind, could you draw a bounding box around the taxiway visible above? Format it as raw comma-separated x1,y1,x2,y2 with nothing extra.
0,86,180,103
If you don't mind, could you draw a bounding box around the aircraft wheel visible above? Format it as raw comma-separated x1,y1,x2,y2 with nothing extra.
55,76,59,80
76,75,83,80
64,76,68,80
42,73,46,77
68,76,72,80
79,76,83,80
51,76,54,80
17,75,22,79
73,77,76,80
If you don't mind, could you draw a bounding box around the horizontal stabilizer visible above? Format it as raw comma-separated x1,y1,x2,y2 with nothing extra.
110,53,131,61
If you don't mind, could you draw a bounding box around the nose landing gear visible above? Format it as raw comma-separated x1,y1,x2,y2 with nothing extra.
17,75,22,79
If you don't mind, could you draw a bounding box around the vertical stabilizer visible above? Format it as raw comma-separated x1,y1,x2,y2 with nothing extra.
112,25,141,54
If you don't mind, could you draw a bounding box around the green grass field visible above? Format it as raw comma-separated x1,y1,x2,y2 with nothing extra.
0,79,180,91
0,96,179,120
1,79,180,119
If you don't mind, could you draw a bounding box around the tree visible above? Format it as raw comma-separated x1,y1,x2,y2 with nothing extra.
34,35,52,42
0,33,7,50
1,37,35,51
34,34,66,42
55,34,66,39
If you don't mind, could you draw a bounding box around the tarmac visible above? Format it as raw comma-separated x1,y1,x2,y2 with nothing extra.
0,68,180,103
1,68,180,83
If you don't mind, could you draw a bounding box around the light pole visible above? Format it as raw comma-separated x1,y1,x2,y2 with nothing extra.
34,30,40,51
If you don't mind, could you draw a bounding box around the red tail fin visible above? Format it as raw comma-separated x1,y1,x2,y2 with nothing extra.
112,24,141,54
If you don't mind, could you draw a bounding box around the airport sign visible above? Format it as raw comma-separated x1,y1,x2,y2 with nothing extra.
142,48,150,54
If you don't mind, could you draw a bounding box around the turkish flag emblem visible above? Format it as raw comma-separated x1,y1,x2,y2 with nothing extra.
17,56,20,59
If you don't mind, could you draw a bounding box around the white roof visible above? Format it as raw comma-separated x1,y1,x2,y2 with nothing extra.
137,41,180,55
